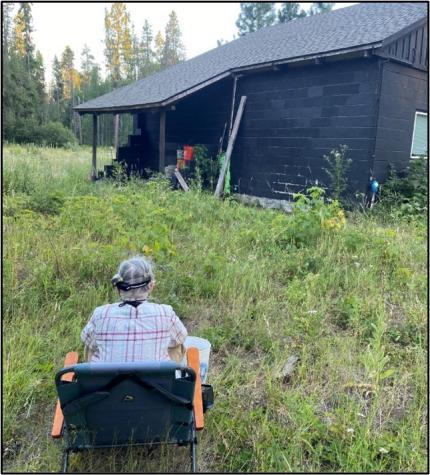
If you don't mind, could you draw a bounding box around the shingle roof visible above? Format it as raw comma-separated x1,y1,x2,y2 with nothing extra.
75,2,427,113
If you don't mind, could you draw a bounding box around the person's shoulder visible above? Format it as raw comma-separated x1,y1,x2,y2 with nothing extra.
147,302,175,316
91,302,119,318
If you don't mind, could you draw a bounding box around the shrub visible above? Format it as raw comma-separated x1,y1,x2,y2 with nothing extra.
38,122,77,147
377,157,428,217
7,121,77,147
275,186,346,247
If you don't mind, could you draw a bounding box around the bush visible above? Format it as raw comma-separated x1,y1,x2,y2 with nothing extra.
8,121,76,147
273,186,346,247
377,157,428,217
38,122,77,147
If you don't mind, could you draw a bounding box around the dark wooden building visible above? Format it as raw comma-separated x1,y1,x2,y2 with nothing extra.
75,2,428,202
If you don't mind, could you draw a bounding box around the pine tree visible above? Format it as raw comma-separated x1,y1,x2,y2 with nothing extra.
138,19,155,78
13,3,35,75
2,3,14,57
80,45,95,85
161,11,185,68
104,2,133,85
129,25,140,81
236,3,276,36
278,3,307,23
154,31,165,70
7,2,46,141
50,55,64,121
60,46,81,129
309,3,335,16
33,50,46,123
2,3,16,140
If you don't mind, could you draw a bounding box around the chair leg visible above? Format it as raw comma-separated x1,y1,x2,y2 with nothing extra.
61,449,69,473
190,440,197,473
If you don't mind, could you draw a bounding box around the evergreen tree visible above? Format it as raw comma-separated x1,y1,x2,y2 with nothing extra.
128,25,140,81
138,19,155,78
12,2,35,74
2,3,14,57
33,50,46,122
104,2,133,85
154,30,165,70
278,3,306,23
60,46,80,129
161,11,185,68
6,2,46,141
50,55,64,121
236,3,276,36
309,3,335,16
2,3,15,139
80,44,96,85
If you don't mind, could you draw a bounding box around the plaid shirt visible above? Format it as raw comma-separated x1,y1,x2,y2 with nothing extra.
81,302,188,362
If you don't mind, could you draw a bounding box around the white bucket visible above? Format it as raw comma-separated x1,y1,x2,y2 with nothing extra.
183,336,211,383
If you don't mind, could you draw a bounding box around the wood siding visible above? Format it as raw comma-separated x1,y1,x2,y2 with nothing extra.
378,23,428,71
232,58,381,199
373,60,428,180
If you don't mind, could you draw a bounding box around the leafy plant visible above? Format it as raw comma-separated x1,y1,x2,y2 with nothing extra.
280,186,346,246
192,145,219,191
323,145,352,202
377,157,428,218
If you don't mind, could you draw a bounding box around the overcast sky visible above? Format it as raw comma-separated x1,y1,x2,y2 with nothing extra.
28,2,355,82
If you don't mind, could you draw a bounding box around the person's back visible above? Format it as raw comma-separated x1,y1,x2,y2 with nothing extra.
81,256,187,363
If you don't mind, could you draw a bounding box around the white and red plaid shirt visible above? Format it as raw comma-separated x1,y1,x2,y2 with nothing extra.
81,301,188,362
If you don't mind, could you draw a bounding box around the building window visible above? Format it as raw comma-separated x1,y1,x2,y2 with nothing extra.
411,112,428,158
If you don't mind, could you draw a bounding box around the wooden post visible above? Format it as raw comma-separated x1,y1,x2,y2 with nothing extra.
214,96,247,198
159,109,166,173
92,114,98,181
114,113,120,156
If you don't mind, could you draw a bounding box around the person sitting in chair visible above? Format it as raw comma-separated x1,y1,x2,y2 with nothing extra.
81,256,187,363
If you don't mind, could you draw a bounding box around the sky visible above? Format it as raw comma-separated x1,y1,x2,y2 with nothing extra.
27,2,355,82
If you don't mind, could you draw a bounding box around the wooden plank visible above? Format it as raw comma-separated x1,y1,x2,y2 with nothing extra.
174,169,189,192
187,347,204,430
214,95,247,198
228,76,238,138
91,114,98,181
159,109,166,173
51,351,79,438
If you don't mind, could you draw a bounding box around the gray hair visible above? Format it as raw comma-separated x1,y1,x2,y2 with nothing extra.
112,256,155,302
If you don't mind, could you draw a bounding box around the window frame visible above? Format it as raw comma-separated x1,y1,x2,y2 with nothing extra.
410,111,428,159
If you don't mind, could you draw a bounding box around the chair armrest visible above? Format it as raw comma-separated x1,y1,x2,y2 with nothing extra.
186,347,204,430
51,351,79,438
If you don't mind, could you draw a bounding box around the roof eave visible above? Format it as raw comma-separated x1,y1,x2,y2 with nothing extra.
74,42,383,115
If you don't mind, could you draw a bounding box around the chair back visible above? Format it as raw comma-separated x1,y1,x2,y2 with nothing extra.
55,361,196,450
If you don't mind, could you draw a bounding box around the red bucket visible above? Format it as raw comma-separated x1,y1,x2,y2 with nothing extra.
183,145,194,161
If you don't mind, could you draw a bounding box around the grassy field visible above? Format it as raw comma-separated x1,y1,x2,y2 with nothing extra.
3,145,428,473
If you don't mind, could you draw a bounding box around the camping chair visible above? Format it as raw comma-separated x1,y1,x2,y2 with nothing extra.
51,349,214,473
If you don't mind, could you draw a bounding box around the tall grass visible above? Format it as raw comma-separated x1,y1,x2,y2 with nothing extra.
2,145,428,472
